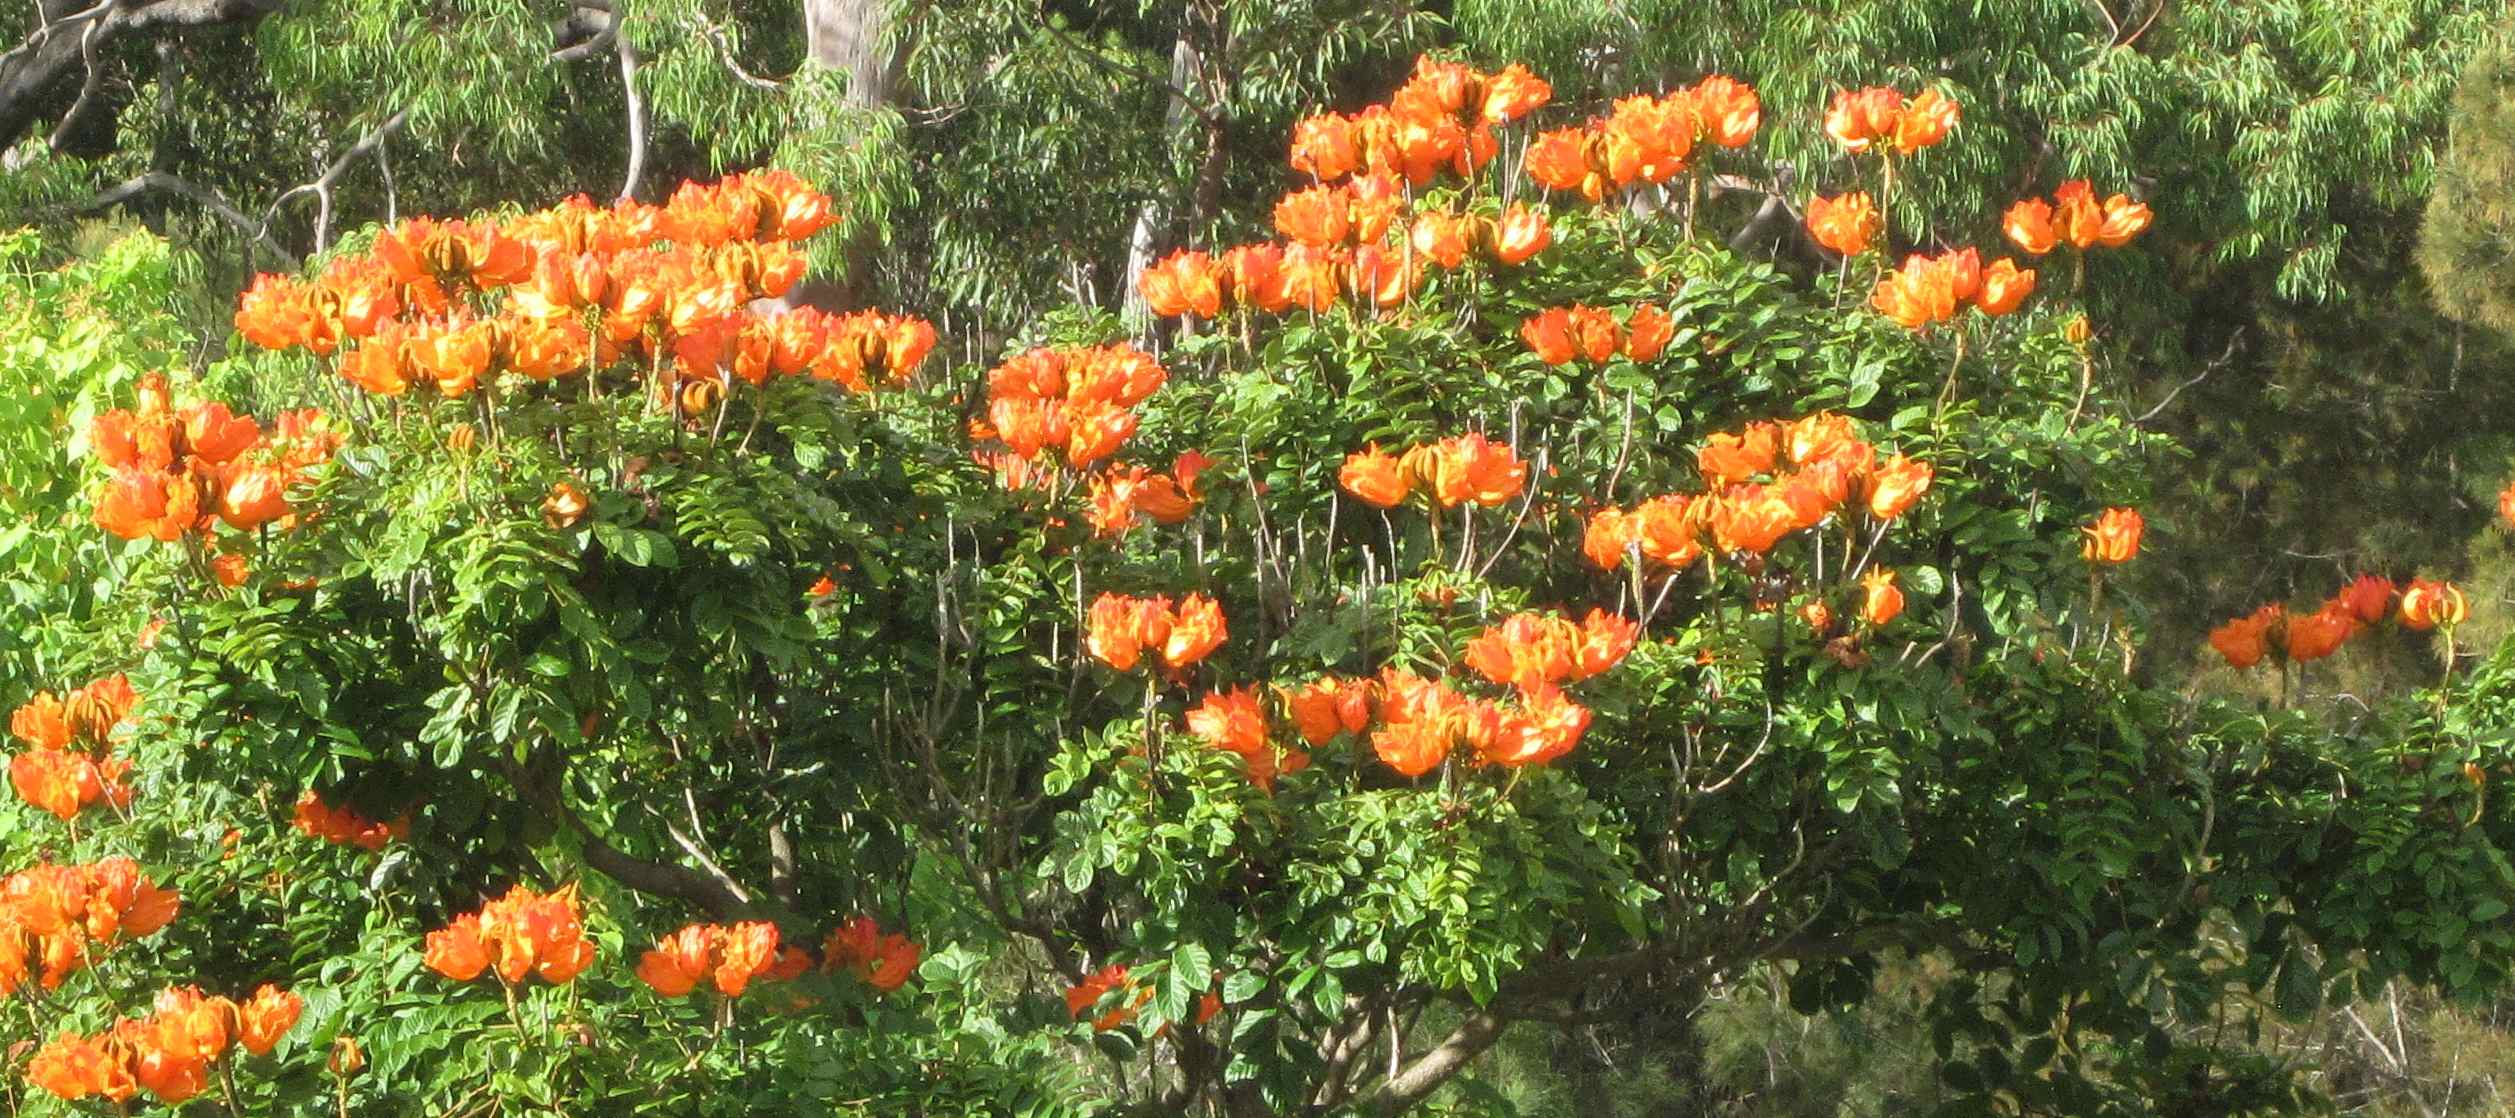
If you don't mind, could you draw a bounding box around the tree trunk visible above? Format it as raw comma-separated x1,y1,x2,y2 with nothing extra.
1119,32,1203,325
804,0,904,107
789,0,910,310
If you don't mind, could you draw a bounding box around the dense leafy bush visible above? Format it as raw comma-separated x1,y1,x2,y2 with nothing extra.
4,56,2513,1117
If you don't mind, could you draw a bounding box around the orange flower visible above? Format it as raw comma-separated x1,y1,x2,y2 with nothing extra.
1860,569,1905,626
543,480,590,529
1824,87,1903,153
1490,203,1551,265
2054,181,2104,249
2336,575,2394,625
292,789,406,850
216,464,292,531
713,921,780,997
2080,507,2143,564
2499,478,2515,531
1871,253,1960,330
9,750,132,821
1582,506,1637,571
1891,88,1959,154
1189,687,1304,791
823,915,922,992
1164,594,1228,667
637,923,717,997
1708,488,1798,554
2209,605,2282,669
2096,192,2152,247
1624,304,1674,362
1280,243,1345,312
2284,604,2356,662
1973,258,2036,316
1282,677,1374,746
1693,74,1760,148
423,914,491,981
1141,249,1224,319
1346,244,1418,307
1409,211,1476,270
1566,306,1621,362
1290,113,1359,181
1066,964,1147,1032
2398,579,2468,631
27,1031,135,1102
1405,433,1527,508
1462,613,1578,693
1525,127,1602,200
1521,307,1577,365
1483,685,1592,767
1805,191,1881,257
1603,92,1696,186
1339,445,1411,508
1086,593,1165,673
1273,185,1353,247
1798,599,1834,634
1222,242,1294,313
2003,198,2057,255
428,884,595,987
1858,454,1931,521
1480,62,1552,123
1698,423,1781,485
1633,494,1704,568
237,984,302,1056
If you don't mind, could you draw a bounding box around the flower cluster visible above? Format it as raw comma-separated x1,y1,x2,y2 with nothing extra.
2004,181,2153,254
1086,451,1213,538
88,375,341,543
823,915,922,993
1460,609,1639,691
1823,86,1961,156
1139,56,1564,321
1587,413,1933,566
1085,593,1227,673
974,344,1169,483
1337,434,1529,510
1805,191,1882,256
26,984,300,1104
1184,687,1312,793
235,171,933,414
636,921,796,998
1526,75,1760,202
1372,665,1593,776
8,674,139,821
0,858,182,994
1290,56,1551,187
1872,248,2035,329
1521,304,1674,365
290,790,408,851
2209,575,2467,669
422,884,596,986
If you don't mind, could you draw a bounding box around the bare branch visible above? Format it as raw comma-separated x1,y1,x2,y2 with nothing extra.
54,171,296,266
618,26,647,202
255,108,406,254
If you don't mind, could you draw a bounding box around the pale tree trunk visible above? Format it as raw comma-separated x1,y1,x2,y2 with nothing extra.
804,0,904,106
1120,32,1203,325
793,0,909,308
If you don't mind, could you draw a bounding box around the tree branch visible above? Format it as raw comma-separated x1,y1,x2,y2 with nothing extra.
502,757,755,921
54,171,296,266
257,108,407,254
617,22,647,202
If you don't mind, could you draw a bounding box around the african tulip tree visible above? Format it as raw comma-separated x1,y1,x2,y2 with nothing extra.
9,54,2515,1117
